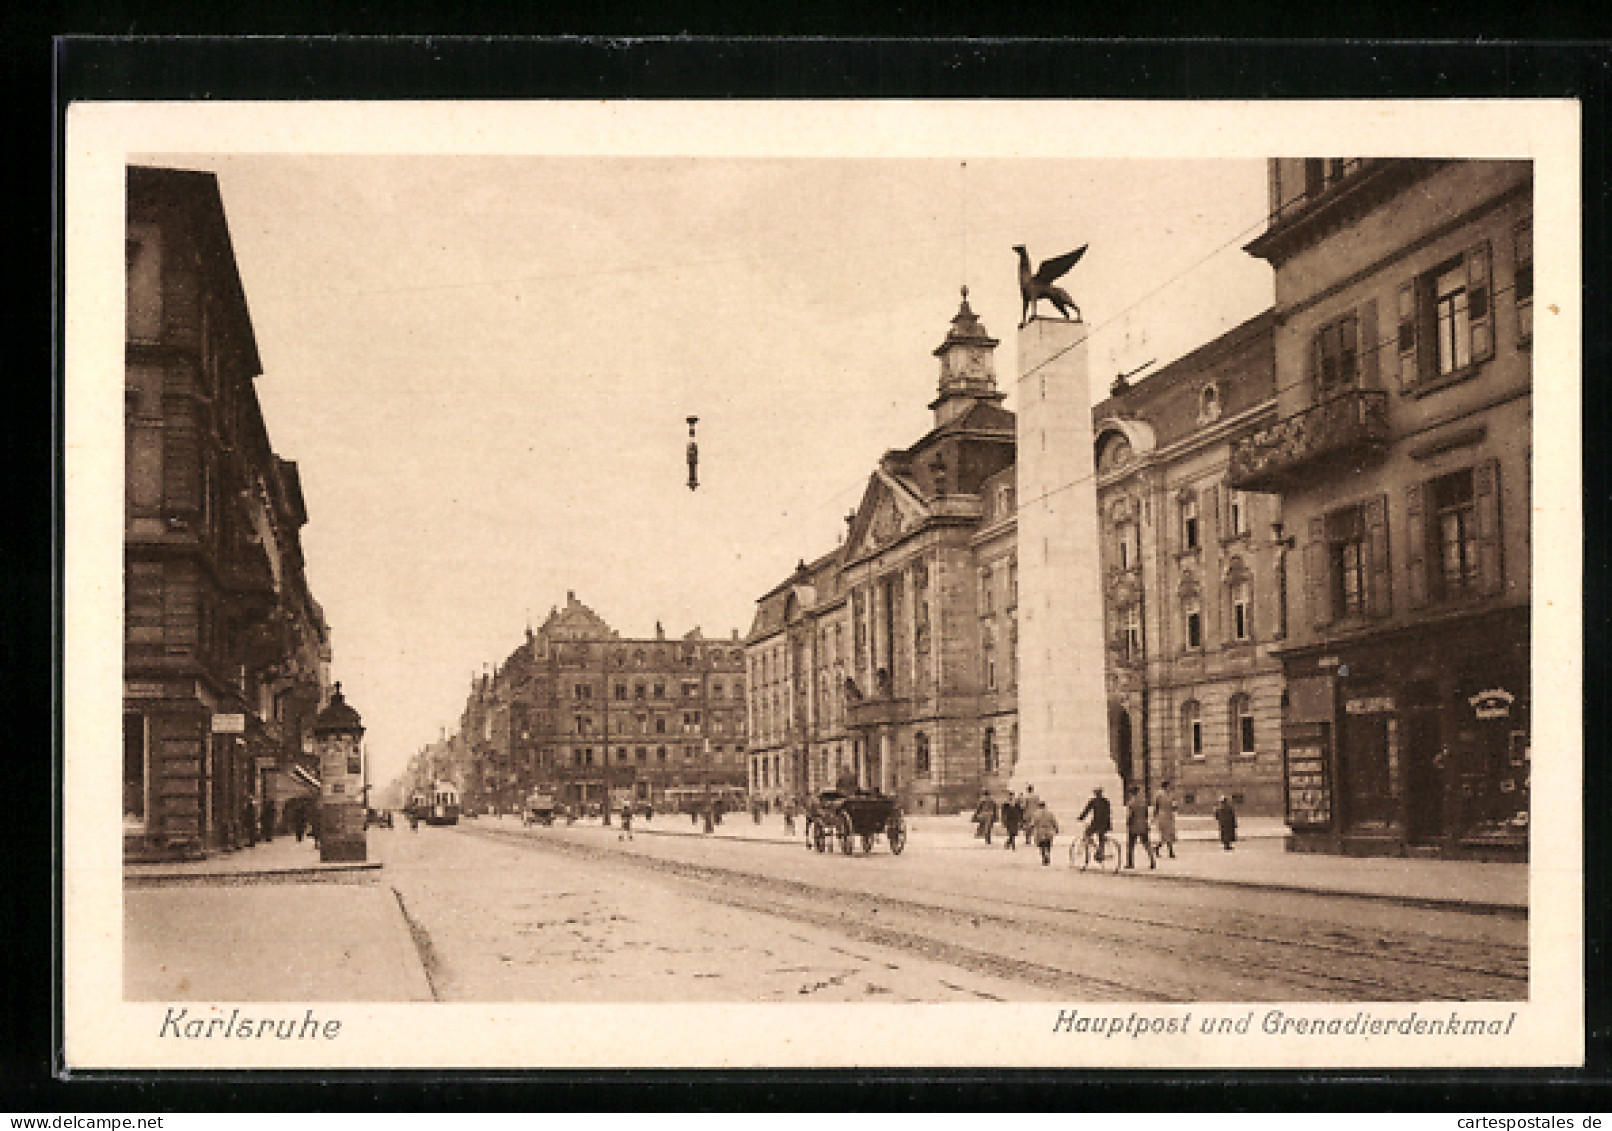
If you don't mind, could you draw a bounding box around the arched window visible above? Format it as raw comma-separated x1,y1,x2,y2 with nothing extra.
1181,700,1203,760
1198,382,1222,424
1230,693,1256,757
983,726,998,773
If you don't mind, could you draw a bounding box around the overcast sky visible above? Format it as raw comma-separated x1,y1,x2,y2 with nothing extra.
144,153,1274,787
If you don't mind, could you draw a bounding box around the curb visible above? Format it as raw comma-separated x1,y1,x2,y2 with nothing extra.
540,824,1526,918
1119,867,1528,919
124,861,384,887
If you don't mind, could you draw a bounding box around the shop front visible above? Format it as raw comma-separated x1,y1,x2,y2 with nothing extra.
1281,606,1528,860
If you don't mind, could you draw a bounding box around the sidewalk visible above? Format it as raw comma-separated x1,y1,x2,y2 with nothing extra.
517,811,1527,916
123,833,434,1001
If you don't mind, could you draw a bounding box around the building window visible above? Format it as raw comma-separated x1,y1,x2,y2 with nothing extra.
1117,520,1139,570
1007,558,1018,608
635,746,647,763
1231,693,1256,757
657,746,668,763
1515,220,1533,346
616,747,628,764
983,727,998,774
1181,496,1200,551
1198,382,1222,424
1431,469,1480,599
1398,243,1495,390
1230,578,1253,642
655,716,667,734
583,747,594,767
1123,604,1143,662
1227,489,1250,539
980,567,994,615
915,732,931,776
614,683,627,700
653,683,665,699
1327,506,1368,619
684,745,696,761
123,713,147,828
986,655,998,692
711,682,723,699
1182,701,1204,760
634,683,646,699
683,680,699,698
1313,312,1360,399
1183,596,1203,650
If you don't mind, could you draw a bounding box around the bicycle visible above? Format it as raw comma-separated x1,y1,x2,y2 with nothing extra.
1071,828,1123,873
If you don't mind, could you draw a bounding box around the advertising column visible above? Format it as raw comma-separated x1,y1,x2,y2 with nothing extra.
313,682,367,863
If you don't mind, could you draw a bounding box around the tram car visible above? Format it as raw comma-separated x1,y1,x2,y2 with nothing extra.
424,780,461,826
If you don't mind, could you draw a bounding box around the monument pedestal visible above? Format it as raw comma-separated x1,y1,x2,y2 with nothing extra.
1011,319,1125,826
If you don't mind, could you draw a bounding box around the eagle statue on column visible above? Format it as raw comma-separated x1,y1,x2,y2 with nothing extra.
1014,243,1087,328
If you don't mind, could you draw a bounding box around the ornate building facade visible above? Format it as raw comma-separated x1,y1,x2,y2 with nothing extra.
747,292,1019,814
428,593,748,813
1094,310,1288,817
1235,159,1532,858
124,166,332,860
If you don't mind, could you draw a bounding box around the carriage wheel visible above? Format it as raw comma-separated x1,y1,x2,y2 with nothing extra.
837,815,855,855
887,821,906,855
812,821,827,853
861,832,876,854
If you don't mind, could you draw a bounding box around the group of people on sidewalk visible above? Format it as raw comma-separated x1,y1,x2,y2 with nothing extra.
973,781,1239,868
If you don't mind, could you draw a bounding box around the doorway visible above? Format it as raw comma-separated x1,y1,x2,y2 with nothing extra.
1400,681,1444,844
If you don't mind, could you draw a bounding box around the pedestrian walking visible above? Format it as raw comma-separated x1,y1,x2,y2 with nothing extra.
972,791,999,845
1214,795,1238,850
1152,781,1178,859
1001,793,1023,850
1124,786,1157,870
1028,802,1060,865
619,801,634,840
240,795,258,848
291,799,308,842
260,797,277,842
783,796,798,836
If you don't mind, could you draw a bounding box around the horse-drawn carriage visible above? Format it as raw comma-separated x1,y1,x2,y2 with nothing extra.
804,789,906,855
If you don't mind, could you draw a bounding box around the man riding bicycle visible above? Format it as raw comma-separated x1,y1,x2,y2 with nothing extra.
1076,786,1113,862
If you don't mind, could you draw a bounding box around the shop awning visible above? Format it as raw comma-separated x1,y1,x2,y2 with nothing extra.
269,765,320,803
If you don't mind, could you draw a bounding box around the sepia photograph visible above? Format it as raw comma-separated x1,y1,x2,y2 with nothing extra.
62,98,1582,1070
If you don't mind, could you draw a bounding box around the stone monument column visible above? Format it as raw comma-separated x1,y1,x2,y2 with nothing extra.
1011,319,1125,825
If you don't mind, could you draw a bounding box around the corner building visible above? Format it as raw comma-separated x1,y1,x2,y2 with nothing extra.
1236,159,1532,858
439,593,748,813
124,167,333,860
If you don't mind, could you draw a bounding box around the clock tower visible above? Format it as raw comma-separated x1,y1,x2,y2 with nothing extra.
929,287,1005,428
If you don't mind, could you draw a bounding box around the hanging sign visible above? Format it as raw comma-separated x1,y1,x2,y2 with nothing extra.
210,713,246,734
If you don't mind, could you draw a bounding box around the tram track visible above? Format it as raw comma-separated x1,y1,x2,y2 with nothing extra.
463,823,1527,1002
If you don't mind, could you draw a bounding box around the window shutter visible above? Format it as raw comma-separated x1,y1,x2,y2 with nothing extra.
1211,483,1222,541
1364,493,1391,618
1475,457,1504,596
1467,241,1495,364
1405,481,1428,609
1306,516,1332,628
1359,298,1379,389
1397,281,1419,390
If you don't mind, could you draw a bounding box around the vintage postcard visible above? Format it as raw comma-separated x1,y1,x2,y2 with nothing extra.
62,99,1581,1069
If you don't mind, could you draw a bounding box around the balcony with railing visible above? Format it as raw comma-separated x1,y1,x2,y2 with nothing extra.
1229,390,1389,492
